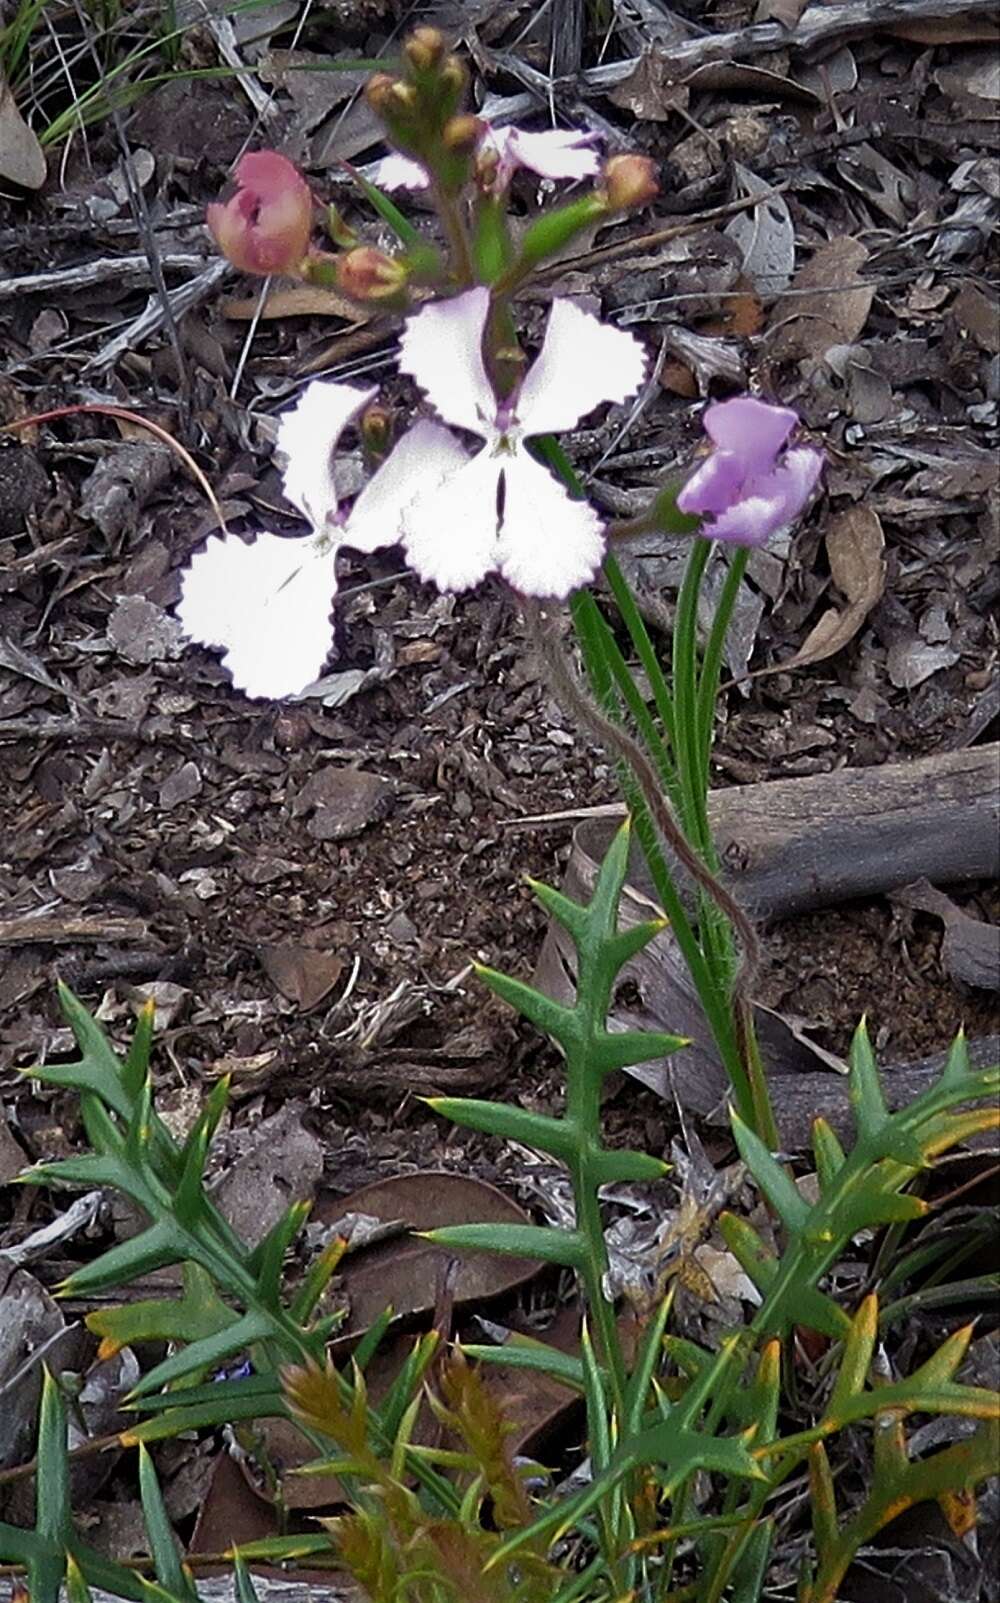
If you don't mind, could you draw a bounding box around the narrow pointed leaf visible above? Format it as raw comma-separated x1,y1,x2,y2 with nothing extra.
526,877,590,944
473,965,577,1043
421,1222,583,1269
138,1446,192,1599
253,1199,312,1304
37,1370,71,1547
849,1019,889,1136
590,1029,689,1076
731,1112,810,1231
828,1295,877,1419
60,1219,181,1298
127,1309,275,1399
425,1096,576,1162
811,1118,846,1192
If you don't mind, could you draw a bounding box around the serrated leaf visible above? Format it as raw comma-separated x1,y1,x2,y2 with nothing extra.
87,1263,238,1357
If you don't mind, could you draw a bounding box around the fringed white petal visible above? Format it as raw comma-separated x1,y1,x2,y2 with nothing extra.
345,421,469,553
397,287,496,437
498,449,605,597
502,127,601,182
177,530,337,699
515,299,647,437
371,153,429,192
401,450,501,592
276,380,377,527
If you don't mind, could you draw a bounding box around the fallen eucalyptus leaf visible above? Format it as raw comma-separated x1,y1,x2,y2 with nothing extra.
782,506,885,669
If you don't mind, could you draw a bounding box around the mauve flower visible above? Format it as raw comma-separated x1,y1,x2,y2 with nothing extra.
373,122,601,194
677,397,824,546
395,285,646,596
176,381,464,698
207,151,313,277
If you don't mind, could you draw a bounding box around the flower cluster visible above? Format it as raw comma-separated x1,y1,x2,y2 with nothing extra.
180,30,824,701
178,289,647,697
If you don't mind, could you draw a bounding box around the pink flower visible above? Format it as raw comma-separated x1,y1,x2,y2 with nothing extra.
395,286,646,596
206,151,313,277
677,397,824,546
176,382,464,699
373,123,601,193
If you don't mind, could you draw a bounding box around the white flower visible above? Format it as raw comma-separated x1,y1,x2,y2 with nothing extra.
372,122,601,193
176,381,464,699
395,286,647,596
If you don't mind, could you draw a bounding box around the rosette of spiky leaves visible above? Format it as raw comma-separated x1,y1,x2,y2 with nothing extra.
0,1369,193,1603
17,987,333,1396
722,1025,999,1341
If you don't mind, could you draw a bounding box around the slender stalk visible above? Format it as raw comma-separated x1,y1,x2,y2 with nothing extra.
697,545,750,772
603,551,678,752
429,179,475,286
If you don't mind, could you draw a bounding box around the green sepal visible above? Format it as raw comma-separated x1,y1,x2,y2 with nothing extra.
421,1222,584,1269
425,1095,577,1162
648,479,702,537
516,193,606,272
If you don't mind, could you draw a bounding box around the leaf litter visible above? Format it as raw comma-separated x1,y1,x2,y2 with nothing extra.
0,0,998,1589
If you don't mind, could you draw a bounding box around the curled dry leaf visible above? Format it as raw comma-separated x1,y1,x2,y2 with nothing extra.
891,879,1000,992
770,236,874,361
782,505,885,670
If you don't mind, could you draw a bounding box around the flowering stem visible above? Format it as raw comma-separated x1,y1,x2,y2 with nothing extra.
429,179,475,286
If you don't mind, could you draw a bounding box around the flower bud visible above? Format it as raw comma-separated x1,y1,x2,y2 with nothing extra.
360,402,393,461
365,73,395,113
442,114,481,155
602,153,659,211
336,245,408,301
403,25,446,72
206,150,312,277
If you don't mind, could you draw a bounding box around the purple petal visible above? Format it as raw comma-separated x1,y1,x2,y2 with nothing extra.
706,447,824,546
701,397,799,472
676,450,747,516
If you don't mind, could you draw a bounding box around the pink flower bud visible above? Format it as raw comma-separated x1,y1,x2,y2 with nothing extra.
336,246,408,302
602,154,659,211
206,151,312,277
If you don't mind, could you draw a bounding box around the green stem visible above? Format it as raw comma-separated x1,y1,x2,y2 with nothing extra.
429,179,475,286
603,552,678,753
697,545,750,773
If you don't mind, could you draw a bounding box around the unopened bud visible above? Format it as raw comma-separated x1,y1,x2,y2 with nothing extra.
439,55,467,102
442,114,481,155
602,153,659,211
365,73,395,113
360,403,393,460
206,150,313,277
336,245,408,301
403,25,446,72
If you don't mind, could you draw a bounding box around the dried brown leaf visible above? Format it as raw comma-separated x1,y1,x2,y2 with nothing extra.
259,943,345,1010
770,236,874,360
222,285,369,321
0,75,46,189
783,506,885,669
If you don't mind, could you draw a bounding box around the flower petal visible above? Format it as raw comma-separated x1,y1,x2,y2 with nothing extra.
502,127,601,182
177,531,337,698
397,286,496,437
515,299,647,437
701,397,798,469
705,448,823,546
371,153,429,191
676,450,748,517
401,450,501,592
498,449,605,597
276,380,377,527
345,420,469,553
